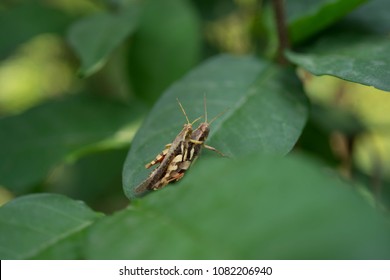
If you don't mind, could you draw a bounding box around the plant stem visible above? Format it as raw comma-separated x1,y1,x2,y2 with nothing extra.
271,0,290,64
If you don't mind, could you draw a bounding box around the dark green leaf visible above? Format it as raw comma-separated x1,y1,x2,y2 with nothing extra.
355,170,390,210
0,95,145,193
0,2,71,59
286,35,390,91
310,104,366,136
286,0,367,43
190,0,236,20
67,5,139,76
345,0,390,35
297,104,366,166
297,118,338,166
123,54,308,198
0,193,101,259
47,147,129,213
128,0,201,103
89,154,390,259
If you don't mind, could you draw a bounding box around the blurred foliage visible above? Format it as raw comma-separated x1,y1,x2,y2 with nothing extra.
0,34,74,114
0,0,390,260
127,0,201,103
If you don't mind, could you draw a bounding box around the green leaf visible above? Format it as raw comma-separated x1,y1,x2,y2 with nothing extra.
345,0,390,35
123,54,308,199
128,0,201,103
47,147,128,210
285,35,390,91
0,2,71,59
191,0,236,20
88,154,390,259
67,5,139,77
0,95,145,193
0,193,101,259
310,104,366,136
285,0,367,43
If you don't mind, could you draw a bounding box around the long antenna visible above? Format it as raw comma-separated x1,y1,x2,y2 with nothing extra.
209,107,228,125
191,116,202,125
176,98,190,124
204,94,228,125
204,94,208,123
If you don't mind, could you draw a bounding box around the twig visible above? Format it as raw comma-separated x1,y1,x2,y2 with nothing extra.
271,0,290,64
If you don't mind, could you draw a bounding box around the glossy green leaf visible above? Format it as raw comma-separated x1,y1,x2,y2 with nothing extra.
128,0,201,103
0,95,145,193
0,2,71,59
286,35,390,91
67,5,139,76
286,0,367,43
123,54,308,199
89,154,390,259
0,193,101,259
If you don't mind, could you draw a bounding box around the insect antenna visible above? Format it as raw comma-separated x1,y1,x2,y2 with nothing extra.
209,108,228,125
177,98,202,125
176,98,191,124
204,94,208,123
203,94,228,125
191,116,202,125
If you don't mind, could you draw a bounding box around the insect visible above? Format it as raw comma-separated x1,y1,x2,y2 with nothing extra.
149,96,226,190
134,97,225,195
134,99,200,195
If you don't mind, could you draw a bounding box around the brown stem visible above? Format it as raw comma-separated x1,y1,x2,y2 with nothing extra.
271,0,290,64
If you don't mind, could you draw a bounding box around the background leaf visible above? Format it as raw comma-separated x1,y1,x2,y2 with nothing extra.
190,0,236,20
285,0,390,91
266,0,367,45
0,95,145,193
46,147,129,213
0,193,101,259
89,153,390,259
286,35,390,91
0,1,71,60
123,54,308,199
263,0,366,57
345,0,390,35
128,0,201,103
68,4,139,76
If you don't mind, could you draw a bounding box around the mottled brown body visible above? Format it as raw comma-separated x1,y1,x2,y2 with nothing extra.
134,97,225,195
149,98,225,190
157,121,224,186
134,122,193,195
134,99,199,195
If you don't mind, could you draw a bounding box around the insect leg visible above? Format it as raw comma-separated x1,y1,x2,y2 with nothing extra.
145,144,172,168
204,144,226,157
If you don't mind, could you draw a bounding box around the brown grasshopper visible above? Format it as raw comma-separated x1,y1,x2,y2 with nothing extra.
134,99,201,195
150,96,225,189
